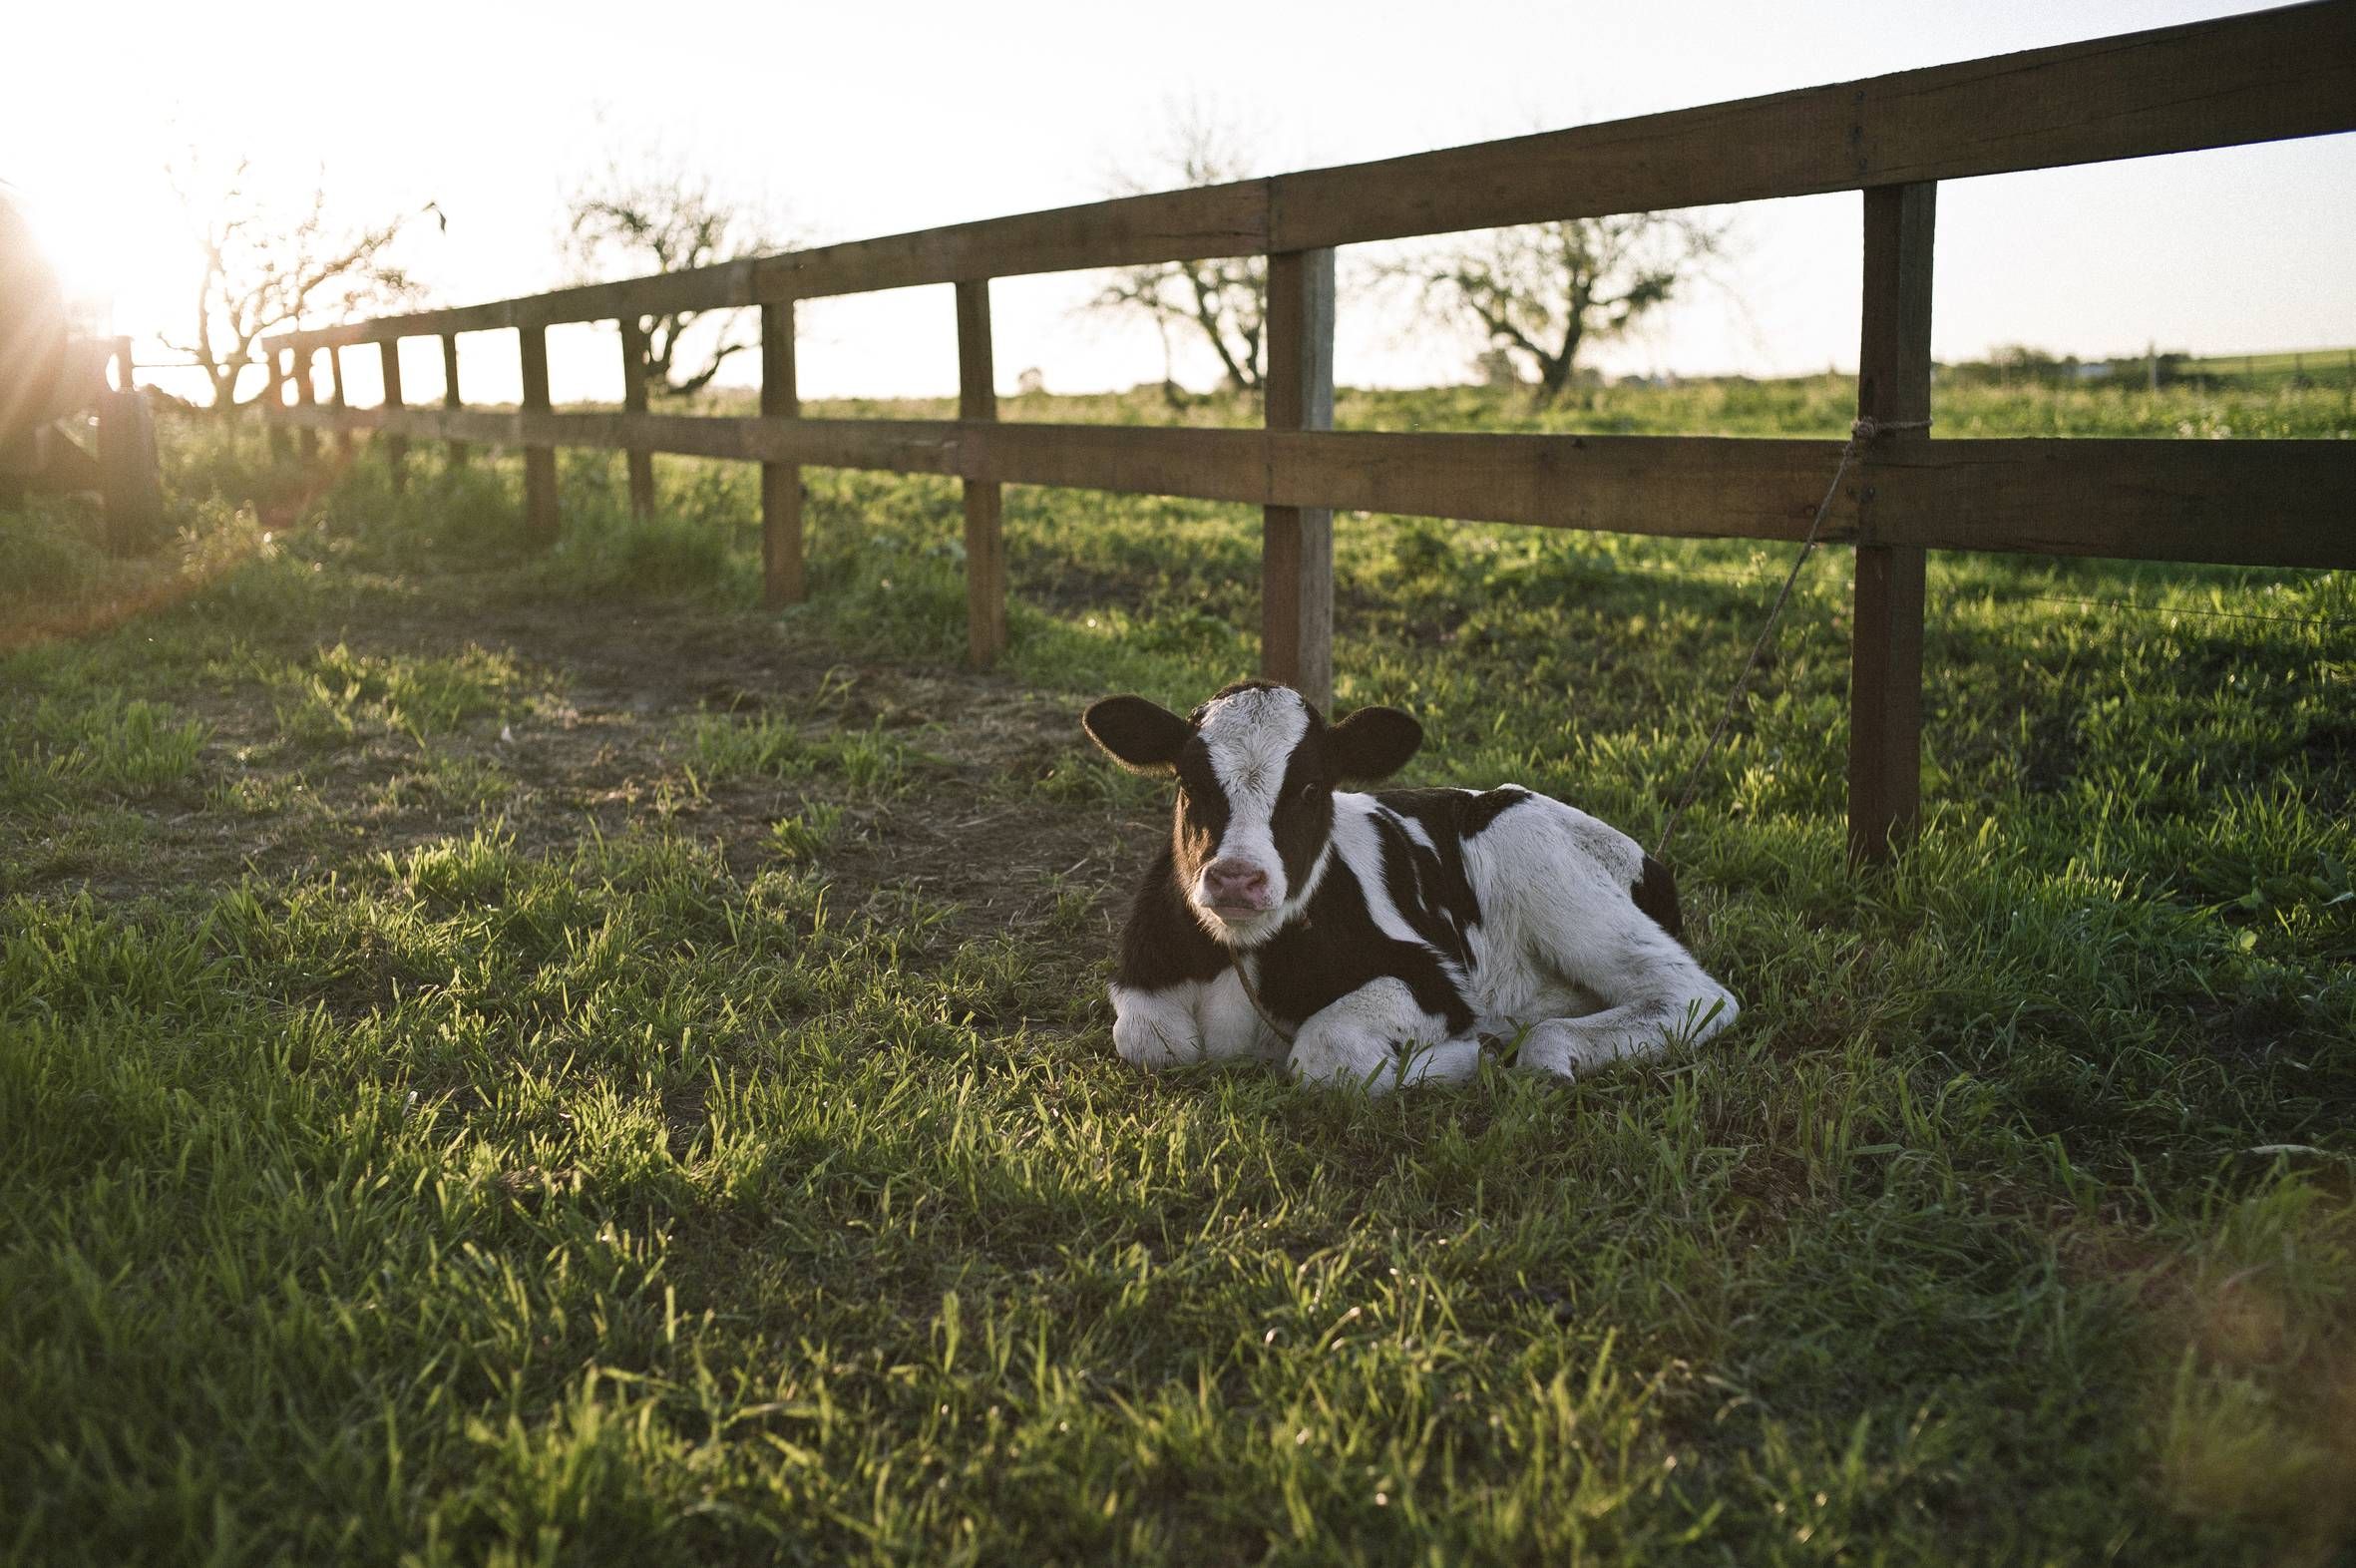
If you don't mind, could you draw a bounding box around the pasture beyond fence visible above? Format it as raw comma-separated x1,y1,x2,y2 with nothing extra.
261,1,2356,864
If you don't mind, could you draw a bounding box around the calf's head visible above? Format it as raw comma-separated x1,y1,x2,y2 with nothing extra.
1083,681,1422,946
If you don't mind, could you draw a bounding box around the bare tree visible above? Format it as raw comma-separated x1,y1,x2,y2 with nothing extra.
1090,111,1266,396
161,159,431,410
565,154,788,400
1402,212,1730,402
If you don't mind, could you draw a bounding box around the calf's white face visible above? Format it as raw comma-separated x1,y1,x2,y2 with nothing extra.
1191,685,1311,926
1083,681,1422,947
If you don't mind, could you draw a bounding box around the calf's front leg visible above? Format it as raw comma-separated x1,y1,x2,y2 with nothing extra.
1286,978,1480,1094
1110,971,1282,1069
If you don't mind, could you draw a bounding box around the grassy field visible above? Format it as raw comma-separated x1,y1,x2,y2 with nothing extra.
3,380,2352,1566
2173,349,2356,391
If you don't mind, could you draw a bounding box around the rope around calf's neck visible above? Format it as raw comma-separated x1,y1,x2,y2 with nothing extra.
1651,416,1932,860
1231,952,1298,1047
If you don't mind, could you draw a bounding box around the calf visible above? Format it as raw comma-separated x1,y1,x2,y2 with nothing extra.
1084,681,1738,1090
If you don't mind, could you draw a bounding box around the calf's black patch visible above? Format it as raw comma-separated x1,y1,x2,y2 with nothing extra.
1116,843,1232,992
1632,852,1684,941
1251,856,1477,1037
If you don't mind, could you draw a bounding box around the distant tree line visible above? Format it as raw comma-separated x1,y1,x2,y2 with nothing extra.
1939,344,2188,390
1941,343,2355,391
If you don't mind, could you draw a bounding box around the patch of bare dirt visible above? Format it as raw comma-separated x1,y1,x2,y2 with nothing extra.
14,588,1162,960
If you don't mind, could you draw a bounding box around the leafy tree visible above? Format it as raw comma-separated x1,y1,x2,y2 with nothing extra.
161,158,432,410
564,154,788,400
1402,212,1729,403
1090,112,1266,397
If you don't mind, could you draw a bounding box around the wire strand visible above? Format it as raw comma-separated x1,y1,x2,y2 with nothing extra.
1653,416,1929,859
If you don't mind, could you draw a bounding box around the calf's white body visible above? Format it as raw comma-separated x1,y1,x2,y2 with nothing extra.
1088,683,1737,1092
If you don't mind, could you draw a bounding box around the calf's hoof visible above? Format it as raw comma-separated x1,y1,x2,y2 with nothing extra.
1518,1018,1652,1080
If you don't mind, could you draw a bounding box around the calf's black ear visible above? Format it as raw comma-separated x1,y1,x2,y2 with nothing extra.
1329,705,1422,781
1083,695,1193,776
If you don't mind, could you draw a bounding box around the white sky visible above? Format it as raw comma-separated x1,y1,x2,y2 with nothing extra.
9,0,2354,405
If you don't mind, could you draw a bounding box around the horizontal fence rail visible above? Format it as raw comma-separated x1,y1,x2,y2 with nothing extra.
262,404,2356,573
258,0,2356,862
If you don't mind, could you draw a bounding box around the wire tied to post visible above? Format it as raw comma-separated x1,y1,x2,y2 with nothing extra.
1653,416,1933,860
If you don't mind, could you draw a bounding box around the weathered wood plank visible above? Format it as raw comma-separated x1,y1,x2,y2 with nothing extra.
261,185,1267,334
273,306,511,350
266,349,292,459
760,300,804,608
97,388,164,555
1863,440,2356,571
1262,250,1337,709
327,345,354,457
440,333,468,465
270,262,753,343
378,340,407,490
264,401,2356,572
618,317,655,517
1261,431,1855,540
754,183,1272,300
1848,183,1937,866
286,408,1844,541
518,327,559,547
296,348,319,462
972,423,1266,502
1270,2,2356,250
517,260,757,329
957,280,1006,666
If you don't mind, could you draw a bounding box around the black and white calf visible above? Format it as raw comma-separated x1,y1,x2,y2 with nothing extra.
1084,681,1737,1090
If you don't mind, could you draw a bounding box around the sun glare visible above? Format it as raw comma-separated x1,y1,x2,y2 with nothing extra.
12,150,196,345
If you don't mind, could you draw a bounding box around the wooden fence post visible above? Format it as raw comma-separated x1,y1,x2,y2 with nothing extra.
955,279,1005,665
618,316,655,517
267,348,292,460
1848,182,1937,865
761,299,804,608
378,339,407,492
1262,248,1337,711
97,345,162,555
296,347,319,463
518,325,560,547
441,333,468,466
328,345,353,458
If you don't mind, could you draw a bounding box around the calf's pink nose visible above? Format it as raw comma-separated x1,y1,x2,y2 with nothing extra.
1202,859,1271,906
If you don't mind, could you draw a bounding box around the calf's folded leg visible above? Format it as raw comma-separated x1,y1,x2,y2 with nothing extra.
1110,983,1204,1068
1287,978,1480,1094
1517,988,1733,1079
1110,970,1282,1070
1516,938,1737,1080
1470,800,1740,1080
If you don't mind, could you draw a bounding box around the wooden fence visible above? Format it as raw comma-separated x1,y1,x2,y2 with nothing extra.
262,1,2356,862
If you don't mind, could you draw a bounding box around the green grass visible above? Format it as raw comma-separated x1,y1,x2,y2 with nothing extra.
681,710,918,798
2,384,2351,1566
2174,347,2356,390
